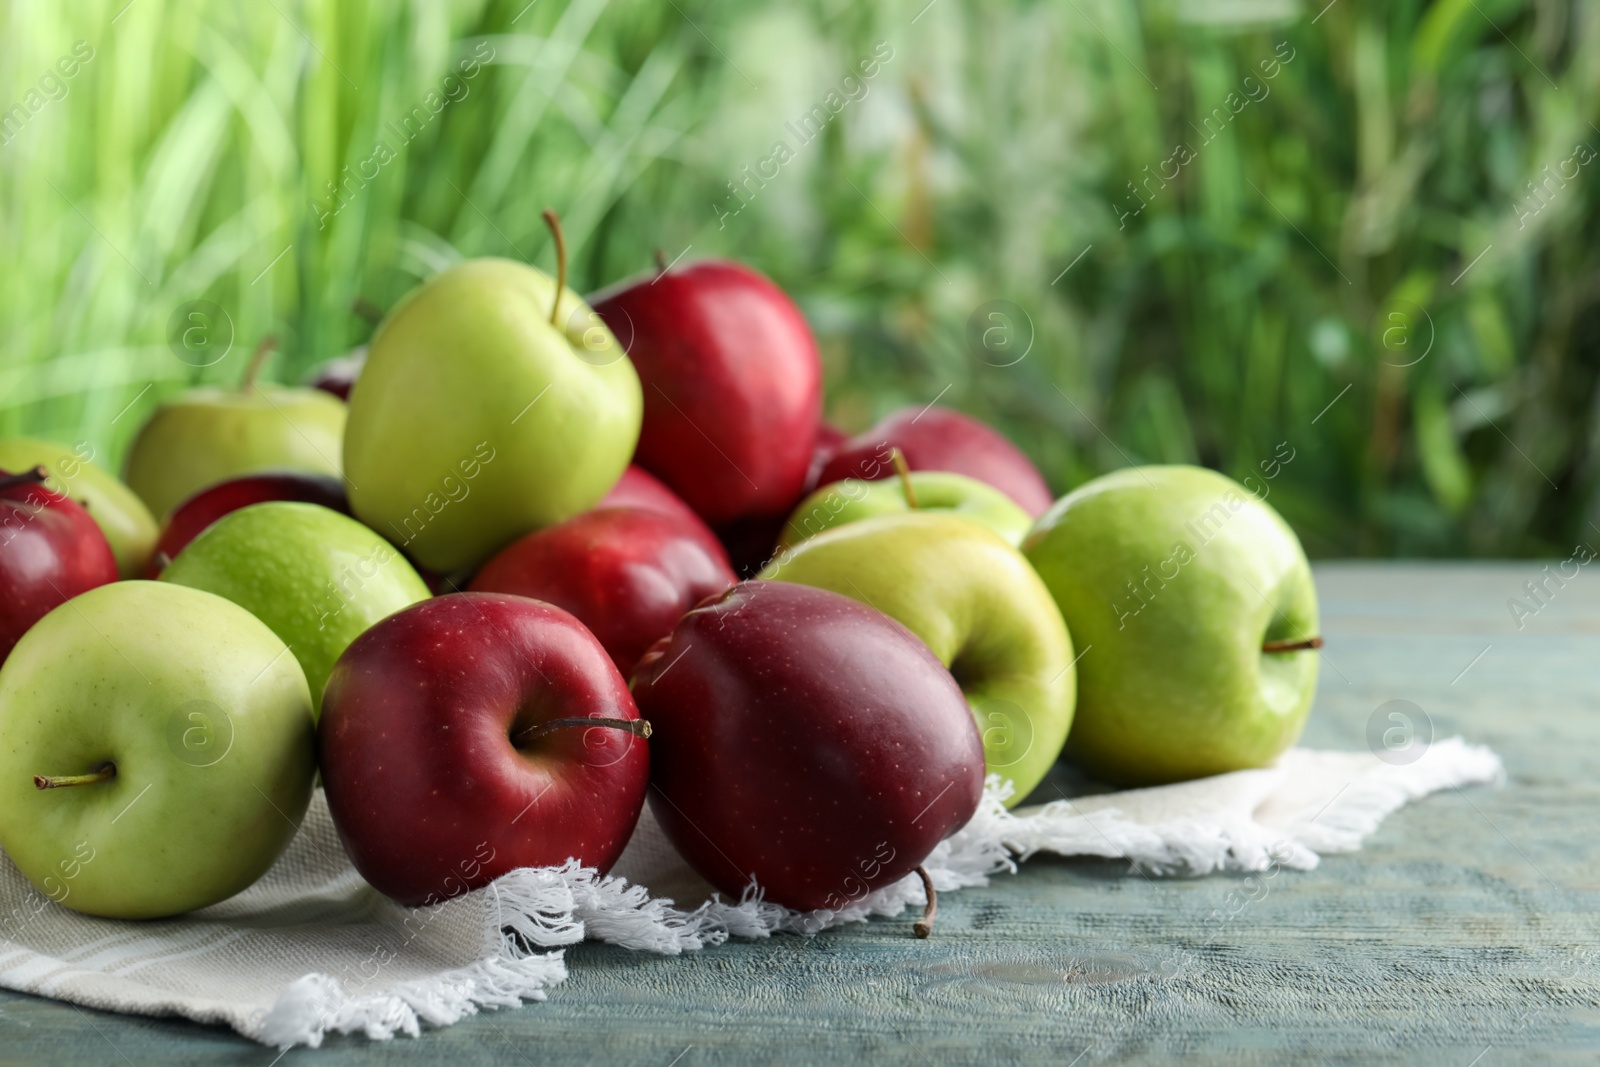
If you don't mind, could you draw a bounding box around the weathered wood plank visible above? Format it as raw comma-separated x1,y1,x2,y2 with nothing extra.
1,563,1596,1065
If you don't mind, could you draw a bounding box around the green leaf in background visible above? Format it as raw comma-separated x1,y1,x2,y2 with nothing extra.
0,0,1596,557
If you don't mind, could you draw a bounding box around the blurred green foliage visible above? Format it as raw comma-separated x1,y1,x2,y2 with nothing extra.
0,0,1596,556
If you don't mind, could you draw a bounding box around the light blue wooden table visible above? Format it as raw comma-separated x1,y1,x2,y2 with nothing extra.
1,563,1596,1065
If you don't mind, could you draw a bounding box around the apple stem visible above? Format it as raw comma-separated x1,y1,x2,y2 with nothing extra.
0,466,49,493
542,209,567,327
351,297,385,325
34,762,116,790
240,335,278,394
891,448,918,509
1262,636,1324,653
913,865,937,938
515,716,652,745
653,247,669,275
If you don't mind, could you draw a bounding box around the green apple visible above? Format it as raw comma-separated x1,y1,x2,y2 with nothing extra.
160,502,430,714
343,256,642,574
762,512,1075,805
124,340,347,521
0,580,315,919
776,471,1032,554
0,437,158,578
1022,465,1320,786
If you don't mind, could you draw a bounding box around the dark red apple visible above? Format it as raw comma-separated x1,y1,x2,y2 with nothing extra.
806,422,849,493
306,346,366,401
147,471,349,577
0,467,119,661
631,581,984,920
319,593,650,907
469,507,736,676
599,465,726,563
818,406,1053,516
591,260,822,527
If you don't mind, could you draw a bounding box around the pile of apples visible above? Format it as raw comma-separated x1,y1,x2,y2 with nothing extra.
0,218,1320,934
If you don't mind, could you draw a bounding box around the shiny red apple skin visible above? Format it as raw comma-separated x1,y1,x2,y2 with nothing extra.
591,261,822,527
0,468,119,661
599,465,726,563
631,581,984,912
146,471,349,577
319,593,649,907
818,406,1053,517
306,346,366,401
469,507,736,676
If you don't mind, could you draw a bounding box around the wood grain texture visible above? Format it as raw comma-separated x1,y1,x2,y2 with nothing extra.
1,563,1596,1065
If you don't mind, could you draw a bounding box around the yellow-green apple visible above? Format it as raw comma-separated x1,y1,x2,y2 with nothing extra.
344,250,641,574
319,593,650,906
1022,465,1320,785
632,581,983,924
0,580,315,919
147,471,348,577
761,513,1075,804
123,339,346,520
777,470,1031,554
160,502,430,714
0,438,158,578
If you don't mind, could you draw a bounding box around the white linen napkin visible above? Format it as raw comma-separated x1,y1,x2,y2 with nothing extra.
0,737,1501,1048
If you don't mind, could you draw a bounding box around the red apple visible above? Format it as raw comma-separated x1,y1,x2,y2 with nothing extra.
631,581,984,919
469,507,736,676
591,260,822,527
806,422,849,493
319,593,650,906
305,346,366,401
147,471,349,577
0,467,119,662
818,406,1053,517
599,465,725,563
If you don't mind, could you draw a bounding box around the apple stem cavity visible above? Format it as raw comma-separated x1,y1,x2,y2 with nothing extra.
891,448,918,509
515,716,652,746
912,865,938,938
0,465,49,494
34,762,116,790
542,209,568,327
240,335,279,394
1262,636,1324,653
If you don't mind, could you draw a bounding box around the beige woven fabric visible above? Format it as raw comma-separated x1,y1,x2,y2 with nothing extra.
0,739,1501,1048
